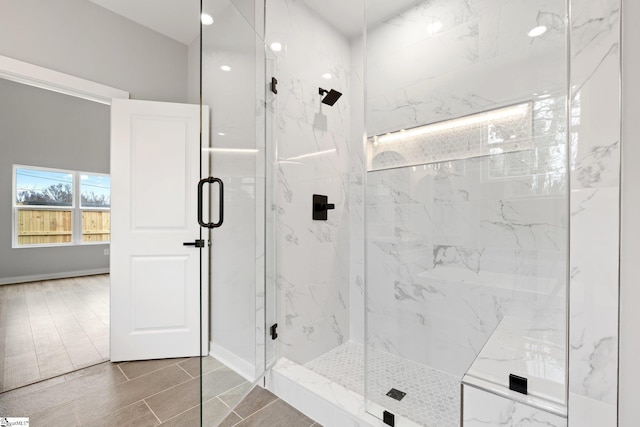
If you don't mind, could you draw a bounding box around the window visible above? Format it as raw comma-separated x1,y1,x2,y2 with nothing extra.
13,165,110,247
80,174,111,243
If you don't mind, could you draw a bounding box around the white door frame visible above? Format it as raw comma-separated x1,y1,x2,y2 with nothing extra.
0,54,129,103
0,55,209,359
0,57,127,285
1,54,210,359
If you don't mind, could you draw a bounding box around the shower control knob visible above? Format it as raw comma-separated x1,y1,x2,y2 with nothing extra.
312,194,334,220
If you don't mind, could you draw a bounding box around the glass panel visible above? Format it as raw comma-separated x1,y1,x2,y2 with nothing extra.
15,167,73,206
16,209,72,244
364,0,569,425
80,174,111,208
81,210,110,242
265,1,364,422
200,0,269,424
264,46,278,373
81,174,111,243
268,0,357,370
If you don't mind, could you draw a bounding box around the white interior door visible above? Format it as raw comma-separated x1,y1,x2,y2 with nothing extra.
110,99,209,361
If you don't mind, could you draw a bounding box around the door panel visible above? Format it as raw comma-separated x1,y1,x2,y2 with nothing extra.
110,99,208,362
130,117,189,229
131,256,189,330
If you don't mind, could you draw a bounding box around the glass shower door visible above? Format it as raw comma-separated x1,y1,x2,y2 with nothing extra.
364,1,570,425
199,0,272,425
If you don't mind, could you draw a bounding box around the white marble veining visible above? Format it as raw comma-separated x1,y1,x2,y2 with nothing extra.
568,0,621,424
366,0,567,137
267,0,352,365
463,385,567,427
569,188,619,403
349,35,367,345
262,0,620,425
365,151,568,377
464,314,566,406
361,0,574,424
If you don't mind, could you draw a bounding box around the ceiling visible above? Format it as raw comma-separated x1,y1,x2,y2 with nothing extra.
88,0,201,44
304,0,420,38
88,0,421,44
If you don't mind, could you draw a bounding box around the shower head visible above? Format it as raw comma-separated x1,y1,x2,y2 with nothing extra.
319,87,342,106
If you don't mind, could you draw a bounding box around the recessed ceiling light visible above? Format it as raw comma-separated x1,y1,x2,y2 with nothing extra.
218,132,226,136
201,13,214,26
527,25,547,37
220,65,231,72
270,42,282,52
322,73,332,80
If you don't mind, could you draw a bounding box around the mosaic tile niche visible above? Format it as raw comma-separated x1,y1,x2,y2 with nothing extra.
367,102,533,171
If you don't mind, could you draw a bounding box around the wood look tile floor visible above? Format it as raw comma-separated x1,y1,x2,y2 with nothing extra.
0,275,110,392
0,356,321,427
1,275,321,426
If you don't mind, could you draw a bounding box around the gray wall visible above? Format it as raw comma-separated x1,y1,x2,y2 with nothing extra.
0,0,189,102
0,78,110,281
0,0,191,283
619,0,640,423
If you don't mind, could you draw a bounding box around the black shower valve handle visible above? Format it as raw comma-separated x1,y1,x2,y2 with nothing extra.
312,194,334,220
313,201,335,212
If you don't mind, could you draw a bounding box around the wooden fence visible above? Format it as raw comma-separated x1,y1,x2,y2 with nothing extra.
17,209,110,244
82,211,111,242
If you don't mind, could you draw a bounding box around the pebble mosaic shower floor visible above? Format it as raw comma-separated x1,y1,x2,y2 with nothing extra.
305,341,461,427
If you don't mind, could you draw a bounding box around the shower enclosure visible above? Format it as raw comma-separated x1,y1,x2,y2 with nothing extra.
266,0,570,426
198,0,621,425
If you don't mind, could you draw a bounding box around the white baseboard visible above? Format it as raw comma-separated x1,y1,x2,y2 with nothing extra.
0,268,110,285
209,341,257,382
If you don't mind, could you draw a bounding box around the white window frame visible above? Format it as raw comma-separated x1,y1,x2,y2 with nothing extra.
12,164,111,248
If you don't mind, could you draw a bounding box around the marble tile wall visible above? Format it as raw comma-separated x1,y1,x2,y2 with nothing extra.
366,0,567,136
362,0,570,387
568,0,621,425
365,151,568,378
262,0,620,424
354,0,621,424
266,0,352,365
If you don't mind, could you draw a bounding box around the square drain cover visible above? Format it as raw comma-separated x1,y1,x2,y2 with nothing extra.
386,388,406,401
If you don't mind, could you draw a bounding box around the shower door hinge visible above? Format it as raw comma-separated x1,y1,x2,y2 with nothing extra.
271,77,278,94
270,323,278,340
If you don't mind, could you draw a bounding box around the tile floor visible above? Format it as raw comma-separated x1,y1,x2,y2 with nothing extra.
0,275,110,391
0,275,320,426
306,341,460,426
0,356,321,427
